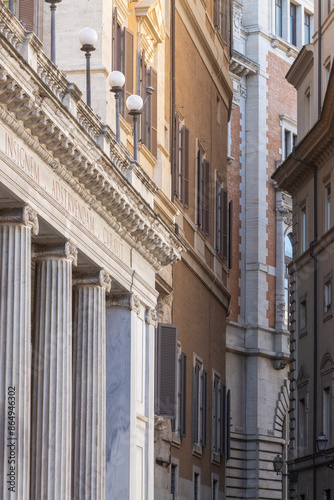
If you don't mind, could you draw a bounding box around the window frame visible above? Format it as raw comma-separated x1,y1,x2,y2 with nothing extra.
192,356,207,454
304,11,311,44
275,0,283,37
290,3,297,46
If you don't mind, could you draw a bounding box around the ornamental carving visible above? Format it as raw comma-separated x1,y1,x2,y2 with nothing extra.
276,206,292,225
33,241,78,265
73,270,112,292
108,293,141,314
0,205,39,235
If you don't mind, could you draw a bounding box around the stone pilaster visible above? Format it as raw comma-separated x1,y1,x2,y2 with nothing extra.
72,270,111,500
0,206,38,500
30,241,77,500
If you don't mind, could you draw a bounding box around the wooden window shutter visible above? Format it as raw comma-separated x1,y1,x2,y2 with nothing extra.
192,364,199,443
182,127,189,208
229,0,233,57
215,181,219,251
197,148,202,227
174,113,180,198
222,189,228,258
201,370,207,446
149,67,158,157
141,52,147,146
228,200,233,268
204,161,210,236
227,389,231,460
213,378,218,452
123,28,134,122
18,0,35,32
156,324,177,418
180,352,187,437
223,0,228,42
220,384,226,456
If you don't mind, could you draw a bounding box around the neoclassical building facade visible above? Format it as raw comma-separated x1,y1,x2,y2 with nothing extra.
0,3,185,499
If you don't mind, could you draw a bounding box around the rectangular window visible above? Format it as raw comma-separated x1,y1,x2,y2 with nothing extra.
172,350,187,437
215,183,228,259
171,464,177,500
300,299,307,332
212,375,221,455
212,479,219,500
326,183,331,231
214,0,228,42
301,206,306,253
298,396,307,448
325,281,332,313
197,148,210,235
324,489,331,500
290,4,297,46
192,359,207,448
275,0,282,37
194,472,200,500
140,61,158,157
323,387,331,442
304,12,311,44
155,324,178,418
284,130,291,159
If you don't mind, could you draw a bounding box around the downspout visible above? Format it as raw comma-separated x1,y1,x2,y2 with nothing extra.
318,0,322,118
171,0,176,200
292,150,318,500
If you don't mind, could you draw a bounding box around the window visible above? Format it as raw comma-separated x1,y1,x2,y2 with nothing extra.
328,0,332,15
194,472,200,500
275,0,282,37
192,358,207,449
304,12,311,44
173,119,189,207
298,396,307,449
140,53,158,157
324,278,332,315
113,11,134,122
215,181,229,259
299,297,307,333
212,375,221,456
172,349,187,438
323,387,331,442
214,0,228,42
4,0,33,31
171,464,178,500
155,324,178,418
197,146,210,235
285,234,293,328
290,4,297,46
324,489,331,500
301,206,306,253
212,479,219,500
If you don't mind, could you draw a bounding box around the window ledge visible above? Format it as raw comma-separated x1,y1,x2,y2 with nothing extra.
192,442,203,458
299,328,308,338
171,432,181,448
212,452,221,465
324,310,332,322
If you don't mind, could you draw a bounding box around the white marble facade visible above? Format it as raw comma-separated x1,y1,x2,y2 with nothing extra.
0,4,183,499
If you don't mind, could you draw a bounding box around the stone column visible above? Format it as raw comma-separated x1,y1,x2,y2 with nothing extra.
72,270,111,500
0,206,38,500
30,241,77,500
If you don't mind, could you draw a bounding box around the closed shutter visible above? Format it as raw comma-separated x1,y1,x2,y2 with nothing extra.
18,0,34,32
222,189,228,258
174,113,180,198
204,161,210,235
149,67,158,157
220,384,226,456
228,200,233,268
123,28,134,122
180,352,187,437
201,370,207,446
229,0,233,57
192,364,199,443
182,127,189,208
227,389,231,460
213,378,218,452
155,324,177,418
197,148,202,226
141,52,147,146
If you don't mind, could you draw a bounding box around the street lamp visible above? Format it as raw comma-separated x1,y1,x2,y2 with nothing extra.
272,455,298,482
316,432,329,453
126,94,143,162
108,71,125,144
45,0,62,65
79,27,98,109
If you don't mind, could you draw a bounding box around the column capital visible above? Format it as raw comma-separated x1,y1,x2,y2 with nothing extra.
73,269,111,292
107,292,140,313
0,205,39,235
33,241,78,265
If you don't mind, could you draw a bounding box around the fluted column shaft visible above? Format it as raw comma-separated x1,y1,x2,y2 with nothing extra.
0,206,38,500
72,271,111,499
30,242,77,500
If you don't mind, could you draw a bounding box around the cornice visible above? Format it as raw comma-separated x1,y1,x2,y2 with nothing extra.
0,4,186,269
229,49,259,78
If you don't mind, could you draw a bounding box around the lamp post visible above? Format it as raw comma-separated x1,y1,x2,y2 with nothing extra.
79,27,98,109
45,0,62,64
316,432,329,453
126,94,143,162
272,455,298,482
108,71,125,144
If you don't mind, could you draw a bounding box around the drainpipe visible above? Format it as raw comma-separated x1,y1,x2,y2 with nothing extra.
292,150,318,500
171,0,175,200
